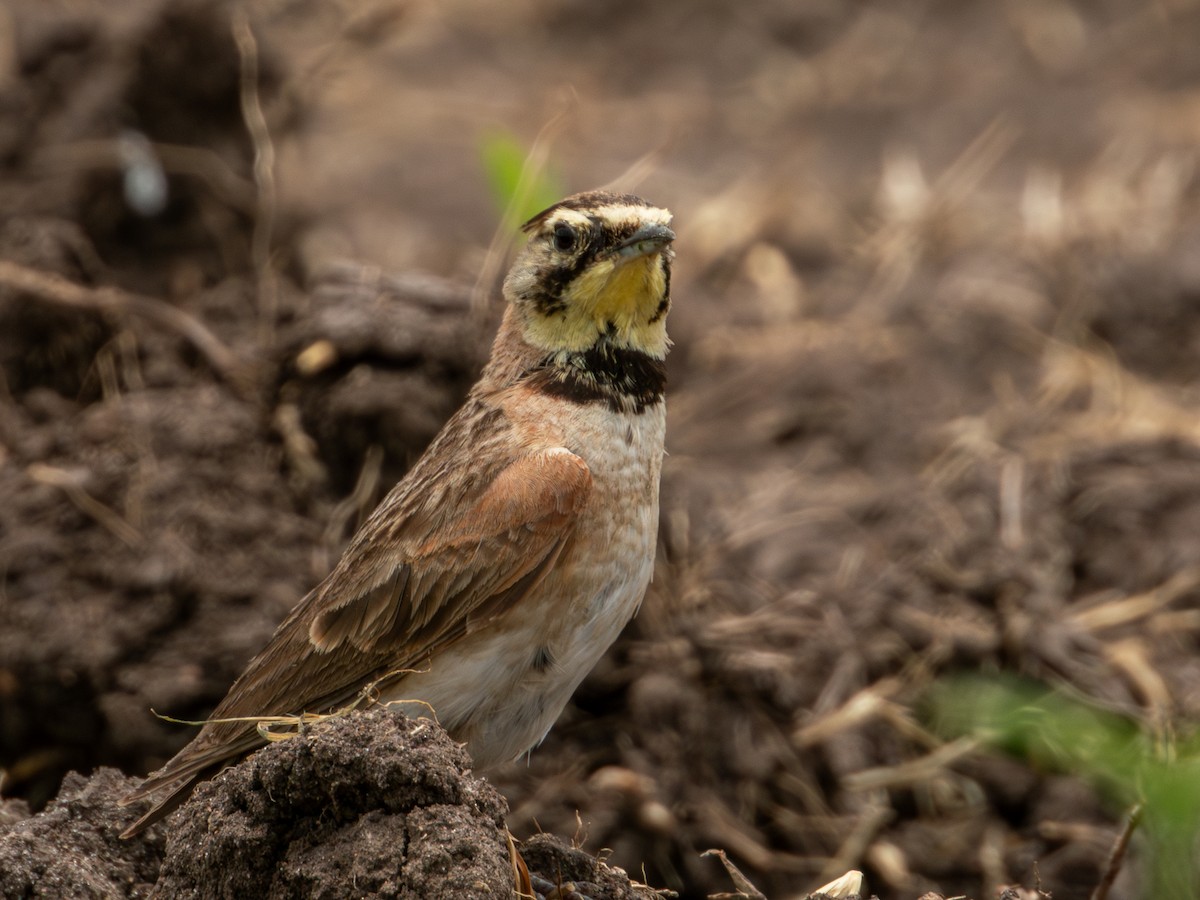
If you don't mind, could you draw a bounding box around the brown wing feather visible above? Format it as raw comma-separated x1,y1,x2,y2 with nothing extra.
120,446,591,836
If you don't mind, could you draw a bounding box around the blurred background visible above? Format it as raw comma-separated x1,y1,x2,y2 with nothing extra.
3,0,1200,897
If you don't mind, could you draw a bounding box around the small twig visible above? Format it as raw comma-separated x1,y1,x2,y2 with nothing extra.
152,664,435,740
571,809,588,850
0,259,253,394
273,401,328,493
1091,804,1142,900
701,849,768,900
794,678,903,747
1070,568,1200,633
232,8,278,347
26,463,143,548
842,736,982,792
998,454,1025,549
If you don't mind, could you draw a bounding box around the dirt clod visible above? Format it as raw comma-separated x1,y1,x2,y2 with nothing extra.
0,768,164,899
147,709,512,899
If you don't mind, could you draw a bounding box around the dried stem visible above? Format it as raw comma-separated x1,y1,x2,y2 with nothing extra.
1091,804,1142,900
0,259,254,394
232,8,278,347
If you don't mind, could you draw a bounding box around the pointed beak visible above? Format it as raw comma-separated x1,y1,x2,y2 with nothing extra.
613,223,675,262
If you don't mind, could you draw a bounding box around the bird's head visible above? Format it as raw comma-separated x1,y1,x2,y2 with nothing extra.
504,191,674,361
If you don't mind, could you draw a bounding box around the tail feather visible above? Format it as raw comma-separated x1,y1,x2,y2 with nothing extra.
119,772,207,839
118,732,264,838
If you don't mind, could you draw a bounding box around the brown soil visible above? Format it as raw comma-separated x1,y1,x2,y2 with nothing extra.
0,709,651,899
3,0,1200,898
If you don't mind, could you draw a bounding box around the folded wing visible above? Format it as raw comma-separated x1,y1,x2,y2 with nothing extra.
119,447,592,836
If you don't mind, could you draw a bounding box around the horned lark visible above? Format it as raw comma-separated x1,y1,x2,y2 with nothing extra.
119,191,675,837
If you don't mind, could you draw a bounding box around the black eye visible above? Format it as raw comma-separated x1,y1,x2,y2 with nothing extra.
552,223,577,252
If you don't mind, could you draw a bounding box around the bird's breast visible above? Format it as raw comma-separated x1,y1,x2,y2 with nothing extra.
557,399,665,617
506,393,666,679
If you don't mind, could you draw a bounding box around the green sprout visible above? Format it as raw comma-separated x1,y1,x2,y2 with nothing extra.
479,129,563,233
926,675,1200,900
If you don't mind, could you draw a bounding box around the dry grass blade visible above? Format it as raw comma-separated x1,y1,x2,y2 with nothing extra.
702,849,768,900
842,737,982,793
1090,804,1141,900
932,116,1020,210
508,829,535,900
1069,568,1200,633
25,463,142,548
151,708,342,741
697,798,781,872
794,679,902,747
272,401,328,492
1103,639,1173,729
151,666,435,741
232,8,278,347
1036,341,1200,449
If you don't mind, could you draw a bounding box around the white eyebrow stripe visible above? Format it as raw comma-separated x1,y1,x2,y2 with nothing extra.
588,205,673,228
543,209,593,231
543,204,673,233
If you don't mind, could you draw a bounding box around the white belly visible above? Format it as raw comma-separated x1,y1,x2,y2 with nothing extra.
380,401,665,768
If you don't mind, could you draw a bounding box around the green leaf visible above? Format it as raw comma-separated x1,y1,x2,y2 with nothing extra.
925,674,1200,899
479,129,563,232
